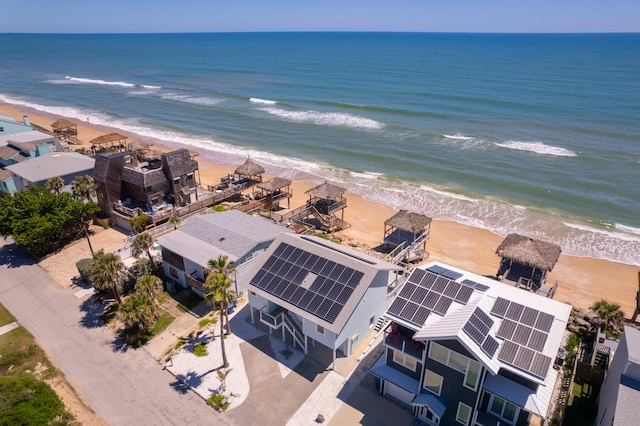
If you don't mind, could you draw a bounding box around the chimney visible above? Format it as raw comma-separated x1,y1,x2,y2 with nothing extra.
23,116,31,127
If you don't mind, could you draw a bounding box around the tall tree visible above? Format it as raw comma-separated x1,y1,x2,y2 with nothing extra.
71,175,97,203
120,293,156,333
132,232,154,262
45,176,64,194
591,299,625,333
207,255,237,335
205,273,231,368
135,274,161,314
90,249,125,304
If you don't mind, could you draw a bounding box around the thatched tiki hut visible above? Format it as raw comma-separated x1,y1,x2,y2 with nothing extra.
255,177,292,210
496,233,561,290
50,118,78,143
90,133,128,153
234,157,265,184
383,210,432,262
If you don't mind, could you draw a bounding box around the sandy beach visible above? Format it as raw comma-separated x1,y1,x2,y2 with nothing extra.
1,102,638,317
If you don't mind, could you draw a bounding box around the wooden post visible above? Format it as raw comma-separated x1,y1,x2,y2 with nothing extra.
631,271,640,323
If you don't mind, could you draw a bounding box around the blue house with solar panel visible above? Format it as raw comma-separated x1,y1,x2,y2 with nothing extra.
245,232,403,367
370,261,571,426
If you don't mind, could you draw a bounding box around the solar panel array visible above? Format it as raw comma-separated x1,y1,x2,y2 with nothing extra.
462,308,500,357
387,269,475,326
250,242,364,324
491,297,554,378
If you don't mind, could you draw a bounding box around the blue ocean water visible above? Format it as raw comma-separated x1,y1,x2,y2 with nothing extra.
0,32,638,265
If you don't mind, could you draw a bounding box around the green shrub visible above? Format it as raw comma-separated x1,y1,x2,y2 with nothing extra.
193,341,208,357
129,214,152,234
206,393,229,411
199,317,218,328
76,258,93,284
212,205,226,212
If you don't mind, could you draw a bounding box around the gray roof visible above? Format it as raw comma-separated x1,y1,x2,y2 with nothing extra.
158,210,292,264
6,152,95,183
0,130,55,146
246,233,401,334
162,149,198,179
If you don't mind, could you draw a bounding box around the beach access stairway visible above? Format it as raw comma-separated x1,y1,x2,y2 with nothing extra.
258,306,310,354
501,271,558,299
264,197,349,232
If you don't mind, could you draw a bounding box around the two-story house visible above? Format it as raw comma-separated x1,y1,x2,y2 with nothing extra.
244,232,403,367
371,261,571,425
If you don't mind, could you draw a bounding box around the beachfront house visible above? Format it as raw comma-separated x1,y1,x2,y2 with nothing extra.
0,114,34,135
4,151,95,194
157,210,292,297
244,232,403,366
93,148,204,227
371,261,571,425
595,326,640,426
495,233,561,298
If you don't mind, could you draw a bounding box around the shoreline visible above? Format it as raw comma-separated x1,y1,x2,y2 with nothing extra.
1,102,638,316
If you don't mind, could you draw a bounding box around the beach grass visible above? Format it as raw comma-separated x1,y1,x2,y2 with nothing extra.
0,303,16,326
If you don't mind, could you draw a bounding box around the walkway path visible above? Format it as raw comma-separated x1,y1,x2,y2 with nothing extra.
0,320,19,336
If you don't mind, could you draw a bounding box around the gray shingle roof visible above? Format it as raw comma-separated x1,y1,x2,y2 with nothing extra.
6,152,95,183
162,149,197,179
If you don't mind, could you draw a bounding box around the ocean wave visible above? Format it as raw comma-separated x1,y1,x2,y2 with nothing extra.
443,134,474,141
63,75,161,89
160,93,223,106
258,107,385,130
615,223,640,235
349,170,385,180
495,141,577,157
249,97,277,105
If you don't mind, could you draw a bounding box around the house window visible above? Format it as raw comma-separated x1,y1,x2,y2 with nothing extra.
317,324,324,334
417,406,440,425
423,370,444,395
392,349,417,371
489,395,518,424
456,402,472,425
428,342,482,391
169,266,179,279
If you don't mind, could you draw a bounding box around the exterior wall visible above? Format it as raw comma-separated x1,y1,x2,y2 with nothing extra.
385,347,423,381
301,316,336,349
334,271,391,356
422,340,482,426
596,332,630,426
0,178,16,195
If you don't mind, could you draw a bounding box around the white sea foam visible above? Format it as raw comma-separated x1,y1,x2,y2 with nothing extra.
63,75,161,89
443,134,474,141
160,93,222,106
495,141,577,157
615,223,640,236
249,97,277,105
259,107,384,130
349,171,384,180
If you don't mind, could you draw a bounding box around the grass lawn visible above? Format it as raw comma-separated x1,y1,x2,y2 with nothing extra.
150,311,174,336
563,381,598,425
176,292,203,313
0,303,16,326
0,303,74,424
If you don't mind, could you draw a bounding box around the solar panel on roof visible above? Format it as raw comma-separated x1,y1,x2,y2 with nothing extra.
284,265,300,281
327,283,343,301
298,291,314,309
426,265,446,275
423,291,440,309
330,264,345,280
311,258,327,274
320,279,336,295
288,247,303,264
325,302,342,323
535,312,554,332
441,269,463,280
281,244,295,259
272,243,288,258
292,268,308,285
462,322,485,345
490,297,510,317
289,287,306,305
296,251,311,266
388,297,407,318
505,302,525,321
409,268,426,284
482,336,500,357
512,324,532,346
499,340,519,364
281,284,296,300
520,307,539,327
398,282,418,299
473,283,490,292
309,276,324,292
317,298,334,317
454,286,474,304
475,309,494,329
336,287,353,305
413,286,428,303
433,296,453,315
432,277,448,293
307,294,325,314
528,329,548,352
514,346,535,371
320,261,336,277
496,319,518,340
400,300,419,320
348,270,364,288
273,280,289,297
420,272,437,289
444,281,462,298
304,253,319,269
530,352,552,378
411,307,431,326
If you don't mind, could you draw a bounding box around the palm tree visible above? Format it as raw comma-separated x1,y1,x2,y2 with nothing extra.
207,255,237,335
591,299,625,333
135,274,161,314
45,176,64,194
205,273,231,368
169,215,180,230
132,232,154,262
120,293,156,333
90,249,125,304
71,175,97,203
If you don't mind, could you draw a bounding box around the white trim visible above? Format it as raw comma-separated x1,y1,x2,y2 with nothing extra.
428,342,481,391
392,348,417,371
488,394,519,425
456,402,472,425
423,369,444,396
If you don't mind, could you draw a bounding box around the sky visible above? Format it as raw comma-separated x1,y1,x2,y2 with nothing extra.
2,0,639,34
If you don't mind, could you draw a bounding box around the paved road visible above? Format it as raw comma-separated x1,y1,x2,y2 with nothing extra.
0,241,230,426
